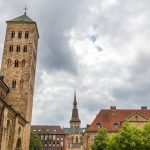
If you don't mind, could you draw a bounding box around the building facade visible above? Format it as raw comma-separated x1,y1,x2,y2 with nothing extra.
0,13,39,150
64,91,85,150
84,106,150,150
31,125,66,150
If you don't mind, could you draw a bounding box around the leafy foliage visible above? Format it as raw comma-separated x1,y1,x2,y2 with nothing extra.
92,121,150,150
91,128,108,150
29,131,42,150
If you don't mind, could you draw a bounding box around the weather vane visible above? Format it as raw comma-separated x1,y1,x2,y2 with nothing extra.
23,6,28,15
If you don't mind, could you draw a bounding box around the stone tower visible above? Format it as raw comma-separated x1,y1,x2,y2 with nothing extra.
70,91,81,128
0,13,39,149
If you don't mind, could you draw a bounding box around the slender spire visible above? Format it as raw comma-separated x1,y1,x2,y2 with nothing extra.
73,90,77,108
70,90,81,128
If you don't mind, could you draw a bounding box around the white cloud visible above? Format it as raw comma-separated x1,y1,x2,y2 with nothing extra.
0,0,150,127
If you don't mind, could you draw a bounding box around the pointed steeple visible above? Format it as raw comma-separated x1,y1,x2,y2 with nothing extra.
70,90,81,128
73,90,77,107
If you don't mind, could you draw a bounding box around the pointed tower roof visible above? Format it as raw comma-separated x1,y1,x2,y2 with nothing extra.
70,91,81,124
8,14,34,23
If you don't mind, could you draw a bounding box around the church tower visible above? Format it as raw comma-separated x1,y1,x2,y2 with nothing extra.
70,91,81,128
0,12,39,149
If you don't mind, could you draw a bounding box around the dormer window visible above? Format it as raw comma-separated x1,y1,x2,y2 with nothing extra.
96,123,101,129
113,123,119,129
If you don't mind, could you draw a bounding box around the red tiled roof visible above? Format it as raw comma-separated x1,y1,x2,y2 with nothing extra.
31,125,65,135
86,108,150,133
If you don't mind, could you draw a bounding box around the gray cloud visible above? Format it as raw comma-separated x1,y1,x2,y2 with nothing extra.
1,0,150,127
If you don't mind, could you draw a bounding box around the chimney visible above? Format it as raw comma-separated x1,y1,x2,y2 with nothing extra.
141,106,147,110
110,106,116,110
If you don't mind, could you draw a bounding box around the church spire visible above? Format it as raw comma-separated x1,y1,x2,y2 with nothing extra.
73,90,77,108
70,90,81,128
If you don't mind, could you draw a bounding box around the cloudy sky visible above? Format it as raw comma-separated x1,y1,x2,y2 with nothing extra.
0,0,150,127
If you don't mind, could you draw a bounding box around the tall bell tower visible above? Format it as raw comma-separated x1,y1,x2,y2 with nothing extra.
0,12,39,149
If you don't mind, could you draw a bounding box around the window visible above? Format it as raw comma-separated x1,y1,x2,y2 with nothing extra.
12,80,16,88
20,79,24,89
92,134,95,141
96,123,101,129
45,135,48,140
9,45,13,52
22,59,26,67
18,31,22,38
49,135,52,140
7,59,11,67
41,135,44,140
11,31,15,38
14,60,19,67
23,45,27,52
76,136,78,144
16,45,20,52
25,31,29,39
113,123,119,129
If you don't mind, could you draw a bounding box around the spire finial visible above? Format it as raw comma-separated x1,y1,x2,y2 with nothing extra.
23,6,28,15
73,89,77,107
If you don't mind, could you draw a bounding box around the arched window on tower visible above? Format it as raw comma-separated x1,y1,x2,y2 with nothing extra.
14,60,19,67
11,31,15,38
20,79,24,89
23,45,27,52
18,31,22,38
9,45,13,52
25,31,29,39
22,59,26,67
12,80,16,88
16,138,22,150
7,59,11,67
16,45,20,52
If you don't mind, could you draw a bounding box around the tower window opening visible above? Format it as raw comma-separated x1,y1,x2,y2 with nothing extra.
7,59,11,67
11,31,15,38
18,31,22,38
25,31,29,39
16,45,20,52
9,45,13,52
23,45,27,52
22,59,26,67
14,60,19,67
12,80,16,88
20,79,24,89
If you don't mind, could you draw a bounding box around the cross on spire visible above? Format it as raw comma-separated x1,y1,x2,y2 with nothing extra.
23,6,28,15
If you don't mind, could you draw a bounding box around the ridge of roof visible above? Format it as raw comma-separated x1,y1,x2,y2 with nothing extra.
8,14,34,23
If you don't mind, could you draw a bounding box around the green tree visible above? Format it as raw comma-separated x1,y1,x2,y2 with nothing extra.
111,122,144,150
91,128,108,150
29,131,42,150
142,121,150,149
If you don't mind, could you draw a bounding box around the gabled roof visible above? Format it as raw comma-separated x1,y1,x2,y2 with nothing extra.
86,107,150,133
8,14,34,23
31,125,65,135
